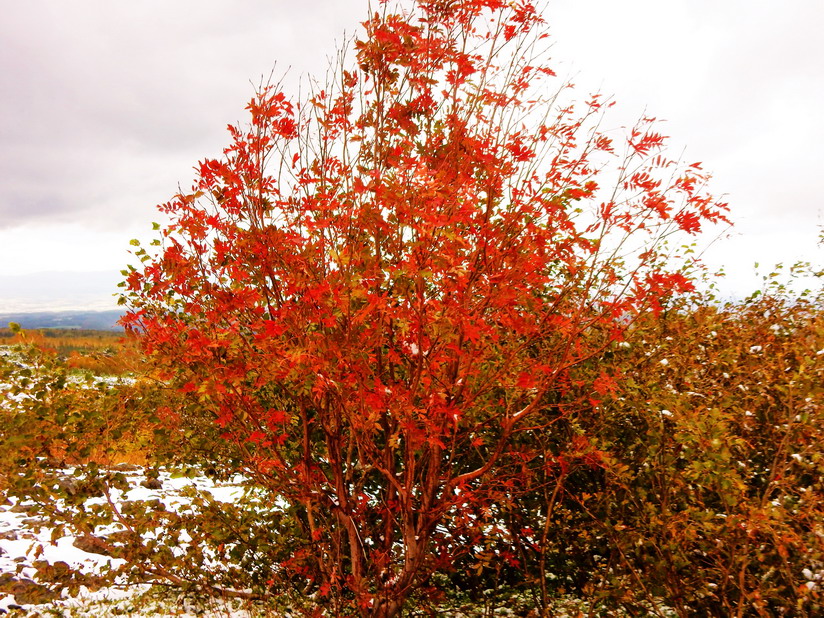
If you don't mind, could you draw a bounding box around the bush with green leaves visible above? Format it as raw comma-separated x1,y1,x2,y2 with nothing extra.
497,270,823,616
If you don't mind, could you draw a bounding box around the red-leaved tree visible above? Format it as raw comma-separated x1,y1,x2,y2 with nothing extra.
123,1,728,614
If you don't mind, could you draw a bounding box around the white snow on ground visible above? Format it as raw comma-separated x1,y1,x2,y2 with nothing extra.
0,466,251,616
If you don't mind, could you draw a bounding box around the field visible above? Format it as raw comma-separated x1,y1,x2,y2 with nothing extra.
0,327,141,376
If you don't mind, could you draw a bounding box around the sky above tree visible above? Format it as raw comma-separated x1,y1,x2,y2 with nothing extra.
0,0,822,310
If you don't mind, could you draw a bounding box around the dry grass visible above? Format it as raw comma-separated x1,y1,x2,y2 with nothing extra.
0,327,144,375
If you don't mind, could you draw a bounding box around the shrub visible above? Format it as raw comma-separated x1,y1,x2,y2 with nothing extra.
505,276,823,616
121,1,727,615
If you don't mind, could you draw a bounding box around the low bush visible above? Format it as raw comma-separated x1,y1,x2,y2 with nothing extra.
495,276,823,616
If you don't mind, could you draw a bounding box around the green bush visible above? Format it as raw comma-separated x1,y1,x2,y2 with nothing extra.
499,280,823,616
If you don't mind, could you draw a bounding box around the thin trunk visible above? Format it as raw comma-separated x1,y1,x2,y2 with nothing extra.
538,475,564,616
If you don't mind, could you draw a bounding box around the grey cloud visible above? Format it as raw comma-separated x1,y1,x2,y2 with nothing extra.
0,0,368,229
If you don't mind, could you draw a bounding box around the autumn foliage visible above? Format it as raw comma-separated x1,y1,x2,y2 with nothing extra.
510,277,824,615
117,0,736,614
2,283,822,615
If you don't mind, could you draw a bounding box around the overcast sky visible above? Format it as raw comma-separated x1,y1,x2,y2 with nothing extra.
1,0,822,311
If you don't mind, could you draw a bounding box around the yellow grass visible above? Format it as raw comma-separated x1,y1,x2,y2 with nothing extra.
0,327,145,375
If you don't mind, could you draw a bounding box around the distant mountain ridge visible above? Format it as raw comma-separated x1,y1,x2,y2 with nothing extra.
0,310,124,331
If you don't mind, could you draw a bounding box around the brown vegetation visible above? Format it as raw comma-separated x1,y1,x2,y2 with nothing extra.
0,327,144,375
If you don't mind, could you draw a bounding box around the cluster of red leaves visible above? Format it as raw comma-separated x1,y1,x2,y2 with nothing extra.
123,1,727,614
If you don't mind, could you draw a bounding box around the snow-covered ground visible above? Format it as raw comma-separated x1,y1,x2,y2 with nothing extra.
0,465,255,616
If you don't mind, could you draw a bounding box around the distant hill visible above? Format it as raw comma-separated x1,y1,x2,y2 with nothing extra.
0,310,124,331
